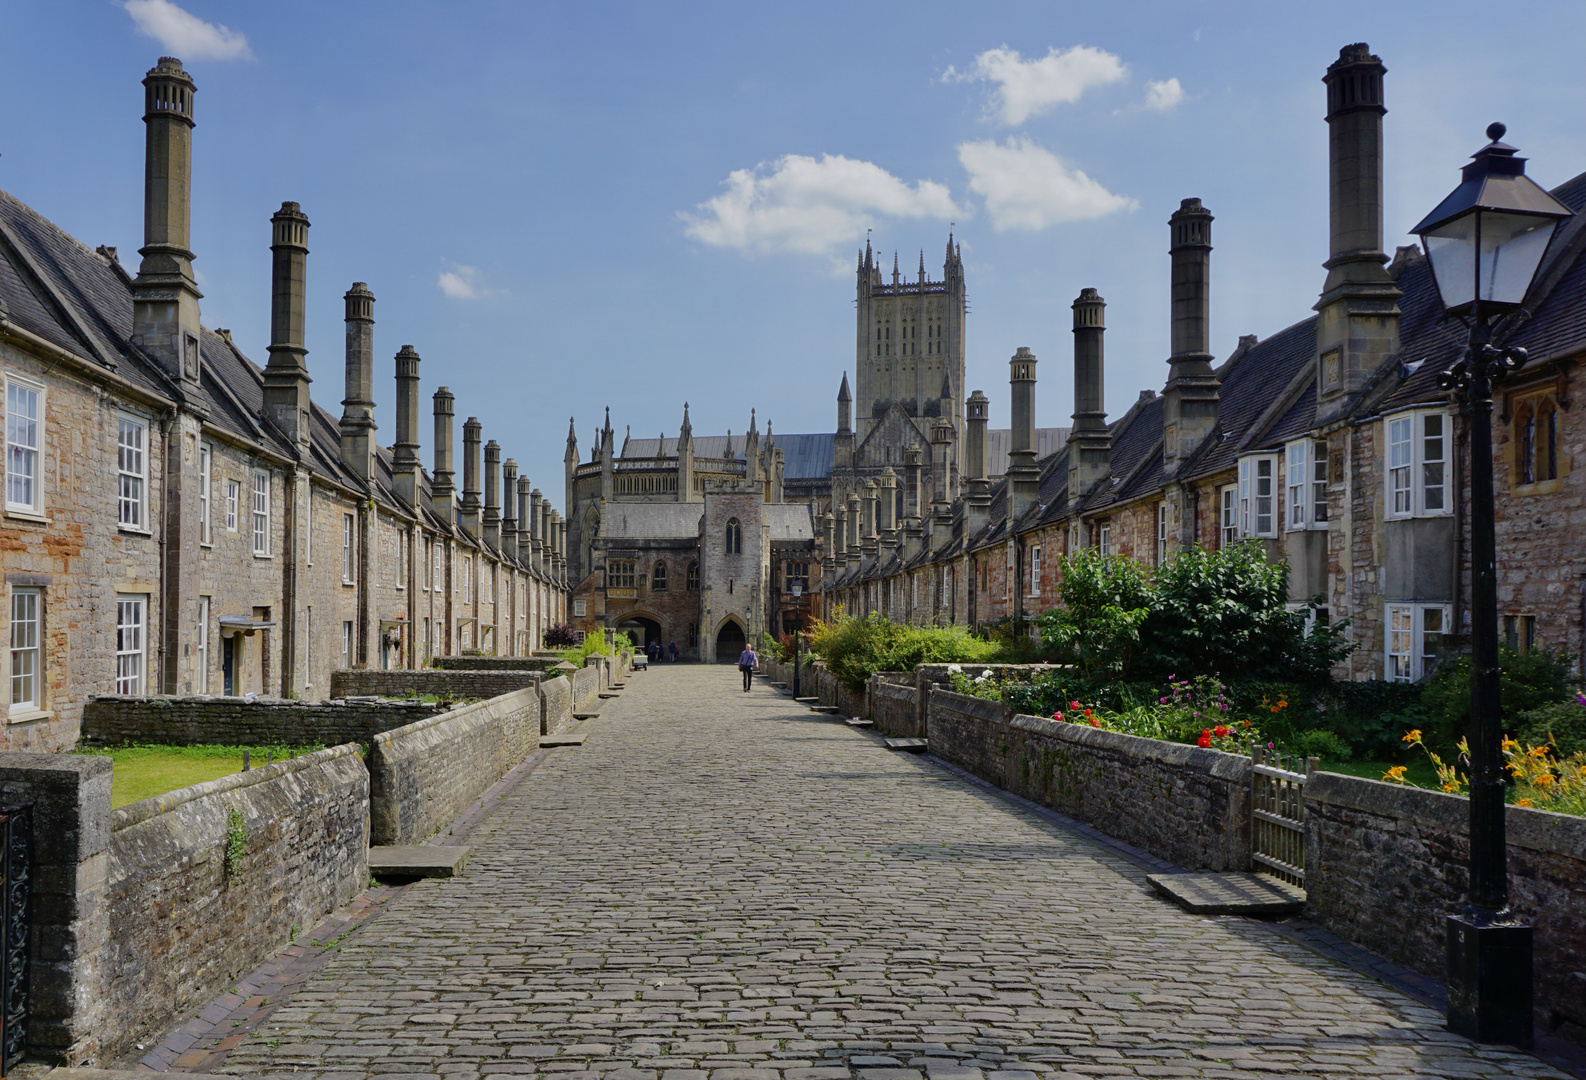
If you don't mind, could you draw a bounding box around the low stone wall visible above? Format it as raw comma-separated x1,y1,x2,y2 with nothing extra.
927,689,1252,871
812,664,868,719
434,655,561,672
541,676,574,735
103,744,367,1062
80,695,438,749
329,668,538,702
571,664,600,709
368,688,540,845
1305,772,1586,1042
915,662,1068,697
868,674,922,736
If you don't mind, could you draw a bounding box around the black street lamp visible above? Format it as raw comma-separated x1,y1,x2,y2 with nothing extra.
1411,122,1573,1049
791,582,804,699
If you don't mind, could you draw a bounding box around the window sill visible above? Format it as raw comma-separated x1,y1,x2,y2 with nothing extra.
118,526,153,536
4,508,48,524
7,708,52,725
253,552,274,560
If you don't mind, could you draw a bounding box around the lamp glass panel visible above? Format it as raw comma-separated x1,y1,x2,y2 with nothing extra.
1423,216,1477,310
1479,211,1557,306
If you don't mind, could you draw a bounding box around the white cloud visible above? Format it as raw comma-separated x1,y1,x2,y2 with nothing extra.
437,262,485,299
957,138,1135,232
681,153,960,256
123,0,252,61
1144,78,1185,112
946,45,1126,126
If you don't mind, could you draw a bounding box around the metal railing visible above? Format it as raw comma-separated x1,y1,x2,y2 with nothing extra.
1251,748,1315,887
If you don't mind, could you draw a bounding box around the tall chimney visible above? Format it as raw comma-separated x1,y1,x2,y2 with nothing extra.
1316,43,1401,423
461,417,482,537
500,456,517,550
552,513,567,583
845,494,861,562
540,497,553,576
483,439,501,547
392,346,422,507
1006,348,1041,522
821,511,836,573
1068,289,1111,500
930,419,955,550
516,475,532,562
431,387,455,526
339,283,376,483
132,57,203,391
903,446,923,526
965,390,992,536
860,480,879,562
529,488,545,571
1161,200,1220,475
262,202,312,447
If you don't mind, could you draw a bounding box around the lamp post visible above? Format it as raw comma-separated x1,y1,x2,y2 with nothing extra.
791,582,804,699
1411,122,1573,1049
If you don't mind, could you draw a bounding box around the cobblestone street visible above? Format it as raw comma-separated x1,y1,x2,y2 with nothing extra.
216,665,1569,1080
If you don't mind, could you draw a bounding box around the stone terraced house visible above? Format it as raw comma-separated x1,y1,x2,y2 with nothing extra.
0,57,568,751
822,43,1586,683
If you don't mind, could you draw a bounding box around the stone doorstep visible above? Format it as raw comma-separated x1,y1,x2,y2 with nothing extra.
367,845,470,879
1146,871,1307,916
572,711,602,720
883,737,928,753
808,705,842,714
598,691,621,698
794,696,819,703
845,718,875,729
541,733,588,747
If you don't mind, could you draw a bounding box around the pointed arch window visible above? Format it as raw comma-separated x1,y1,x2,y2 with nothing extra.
652,561,668,592
1514,394,1560,488
686,560,699,591
725,518,742,554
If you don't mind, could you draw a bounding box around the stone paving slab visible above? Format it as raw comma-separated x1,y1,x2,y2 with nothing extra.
181,666,1573,1079
369,845,471,878
541,733,589,747
1145,872,1306,915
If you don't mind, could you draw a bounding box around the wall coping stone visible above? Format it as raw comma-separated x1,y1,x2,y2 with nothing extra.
1009,709,1252,782
111,743,363,831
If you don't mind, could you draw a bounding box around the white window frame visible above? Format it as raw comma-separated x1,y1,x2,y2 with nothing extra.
118,414,148,530
1386,602,1451,682
6,375,44,516
1220,485,1237,547
9,587,42,715
341,620,354,669
395,529,406,589
1385,411,1452,520
1237,455,1278,538
1028,545,1041,598
462,556,472,601
251,469,271,556
115,594,146,694
225,479,240,531
196,596,209,694
1156,503,1168,565
1285,440,1329,531
198,443,212,545
342,514,356,584
1098,523,1112,557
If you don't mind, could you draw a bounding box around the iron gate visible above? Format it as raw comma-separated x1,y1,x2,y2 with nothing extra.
1251,748,1314,887
0,804,30,1076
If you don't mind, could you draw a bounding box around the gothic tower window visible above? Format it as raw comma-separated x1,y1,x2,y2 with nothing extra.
1514,394,1560,488
652,561,668,591
725,517,743,554
686,560,699,591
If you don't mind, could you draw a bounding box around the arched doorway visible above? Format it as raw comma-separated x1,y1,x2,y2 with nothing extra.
714,619,746,663
617,615,663,651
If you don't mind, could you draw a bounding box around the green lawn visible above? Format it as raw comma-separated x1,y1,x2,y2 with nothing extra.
1316,757,1441,788
75,744,323,809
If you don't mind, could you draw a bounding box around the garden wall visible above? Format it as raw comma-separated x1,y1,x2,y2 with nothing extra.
329,668,539,701
103,744,367,1063
80,695,438,748
868,675,922,737
434,655,561,672
368,688,540,845
927,689,1252,871
571,664,600,708
1305,772,1586,1042
541,676,574,735
812,664,868,719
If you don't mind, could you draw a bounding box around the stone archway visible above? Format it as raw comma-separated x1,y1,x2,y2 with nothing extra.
714,619,746,663
616,614,664,652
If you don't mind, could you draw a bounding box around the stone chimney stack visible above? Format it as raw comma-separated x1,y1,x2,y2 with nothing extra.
392,346,422,507
1162,200,1220,476
821,511,836,573
1068,289,1111,500
339,283,376,483
528,487,544,569
262,202,312,448
460,418,483,538
930,419,955,550
1316,43,1401,423
483,440,501,547
846,494,862,563
431,387,455,526
501,458,518,542
132,57,203,392
552,513,566,583
860,480,879,563
1006,348,1041,523
965,390,992,536
540,498,553,576
514,473,530,561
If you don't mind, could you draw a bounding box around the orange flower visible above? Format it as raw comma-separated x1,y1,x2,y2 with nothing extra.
1515,798,1534,808
1383,765,1408,783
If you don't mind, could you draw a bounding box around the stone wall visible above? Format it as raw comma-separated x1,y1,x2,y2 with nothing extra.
541,675,574,735
103,744,367,1062
80,694,438,748
868,676,921,737
368,688,539,845
328,668,539,702
812,664,867,719
1305,771,1586,1042
571,664,600,709
927,689,1252,871
434,655,561,672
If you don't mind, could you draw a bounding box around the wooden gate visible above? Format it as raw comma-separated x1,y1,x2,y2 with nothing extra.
1251,748,1315,887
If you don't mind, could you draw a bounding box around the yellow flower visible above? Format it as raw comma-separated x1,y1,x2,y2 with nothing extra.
1442,782,1461,793
1515,798,1534,808
1529,745,1550,759
1403,730,1422,744
1276,700,1288,709
1501,737,1519,753
1535,773,1555,789
1383,765,1408,783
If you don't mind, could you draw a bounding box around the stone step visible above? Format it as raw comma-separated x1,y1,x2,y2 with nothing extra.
598,691,621,699
845,718,875,729
794,696,820,704
808,705,842,714
572,711,601,720
884,737,927,753
369,844,470,879
542,733,588,747
1146,872,1306,915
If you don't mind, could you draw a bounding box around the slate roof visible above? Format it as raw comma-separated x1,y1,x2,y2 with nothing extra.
985,427,1070,478
600,503,703,539
764,503,816,541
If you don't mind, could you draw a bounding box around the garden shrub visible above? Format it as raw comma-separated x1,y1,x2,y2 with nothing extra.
1512,694,1586,757
1420,647,1574,754
805,611,999,691
544,623,578,648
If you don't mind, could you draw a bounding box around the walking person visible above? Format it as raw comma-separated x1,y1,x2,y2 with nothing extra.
669,641,679,663
738,642,758,692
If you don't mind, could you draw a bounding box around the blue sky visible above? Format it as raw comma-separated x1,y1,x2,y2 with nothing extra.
4,1,1584,498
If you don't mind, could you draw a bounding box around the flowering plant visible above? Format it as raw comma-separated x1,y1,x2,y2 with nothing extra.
1051,699,1106,729
1386,728,1586,815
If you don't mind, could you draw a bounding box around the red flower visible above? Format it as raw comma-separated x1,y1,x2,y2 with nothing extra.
1070,701,1082,710
1214,725,1231,737
1197,730,1212,748
1083,708,1093,717
1088,717,1102,728
1052,711,1064,722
